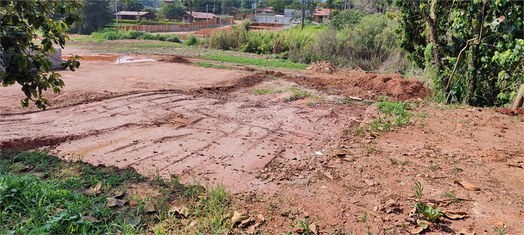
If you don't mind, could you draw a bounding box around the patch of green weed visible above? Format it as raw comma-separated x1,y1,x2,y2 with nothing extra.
369,100,413,133
194,62,233,70
201,54,307,70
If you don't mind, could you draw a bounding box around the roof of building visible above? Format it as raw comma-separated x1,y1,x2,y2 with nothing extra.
179,11,216,19
115,11,152,16
313,8,331,16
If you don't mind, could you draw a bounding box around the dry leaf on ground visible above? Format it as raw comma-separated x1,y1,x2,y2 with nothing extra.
144,200,156,213
232,211,251,227
458,226,476,235
454,179,481,191
310,222,318,235
83,215,100,223
443,211,467,219
169,206,189,218
84,182,102,195
113,190,125,198
107,197,126,207
410,226,425,234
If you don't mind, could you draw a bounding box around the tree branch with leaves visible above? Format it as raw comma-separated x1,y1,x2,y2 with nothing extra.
1,0,82,109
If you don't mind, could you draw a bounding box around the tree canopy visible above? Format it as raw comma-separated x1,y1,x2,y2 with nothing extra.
69,0,113,35
0,0,82,109
394,0,524,106
162,2,187,20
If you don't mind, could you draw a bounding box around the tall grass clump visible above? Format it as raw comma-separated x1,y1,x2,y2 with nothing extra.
208,20,316,55
183,34,199,46
289,14,410,73
207,14,411,74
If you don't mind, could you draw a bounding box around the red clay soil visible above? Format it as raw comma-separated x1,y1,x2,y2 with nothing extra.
495,107,524,116
263,71,426,101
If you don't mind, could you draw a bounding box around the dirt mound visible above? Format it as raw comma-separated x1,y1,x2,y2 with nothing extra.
190,74,268,96
262,71,427,101
349,73,427,100
160,56,190,64
306,61,337,74
495,107,524,116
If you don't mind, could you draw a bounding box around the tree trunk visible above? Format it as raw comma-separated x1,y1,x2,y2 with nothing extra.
510,84,524,110
301,0,305,31
405,0,445,94
466,45,479,105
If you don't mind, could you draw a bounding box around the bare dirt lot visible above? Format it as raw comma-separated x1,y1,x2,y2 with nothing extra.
1,46,523,234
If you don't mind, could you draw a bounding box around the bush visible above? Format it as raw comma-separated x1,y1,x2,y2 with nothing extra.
208,22,315,55
207,14,407,73
290,13,406,72
183,34,199,46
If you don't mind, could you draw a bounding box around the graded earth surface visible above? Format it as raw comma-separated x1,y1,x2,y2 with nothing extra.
1,45,523,234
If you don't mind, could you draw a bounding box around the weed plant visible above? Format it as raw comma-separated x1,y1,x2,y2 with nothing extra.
201,54,307,70
369,100,413,133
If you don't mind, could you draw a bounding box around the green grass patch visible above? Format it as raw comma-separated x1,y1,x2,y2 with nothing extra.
194,62,234,70
91,28,180,43
252,88,286,95
0,151,235,234
369,100,413,133
201,54,307,70
114,42,180,48
283,88,312,102
0,151,145,234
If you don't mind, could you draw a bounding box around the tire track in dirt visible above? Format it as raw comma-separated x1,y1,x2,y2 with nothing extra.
1,74,366,193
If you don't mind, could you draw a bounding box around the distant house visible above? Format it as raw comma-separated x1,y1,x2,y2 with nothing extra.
115,11,155,20
313,8,331,23
179,11,216,22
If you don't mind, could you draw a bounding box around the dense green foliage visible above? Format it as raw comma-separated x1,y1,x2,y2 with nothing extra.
161,1,187,20
121,0,144,11
329,9,368,30
221,0,234,14
0,0,82,109
394,0,524,106
69,0,113,35
92,28,180,42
